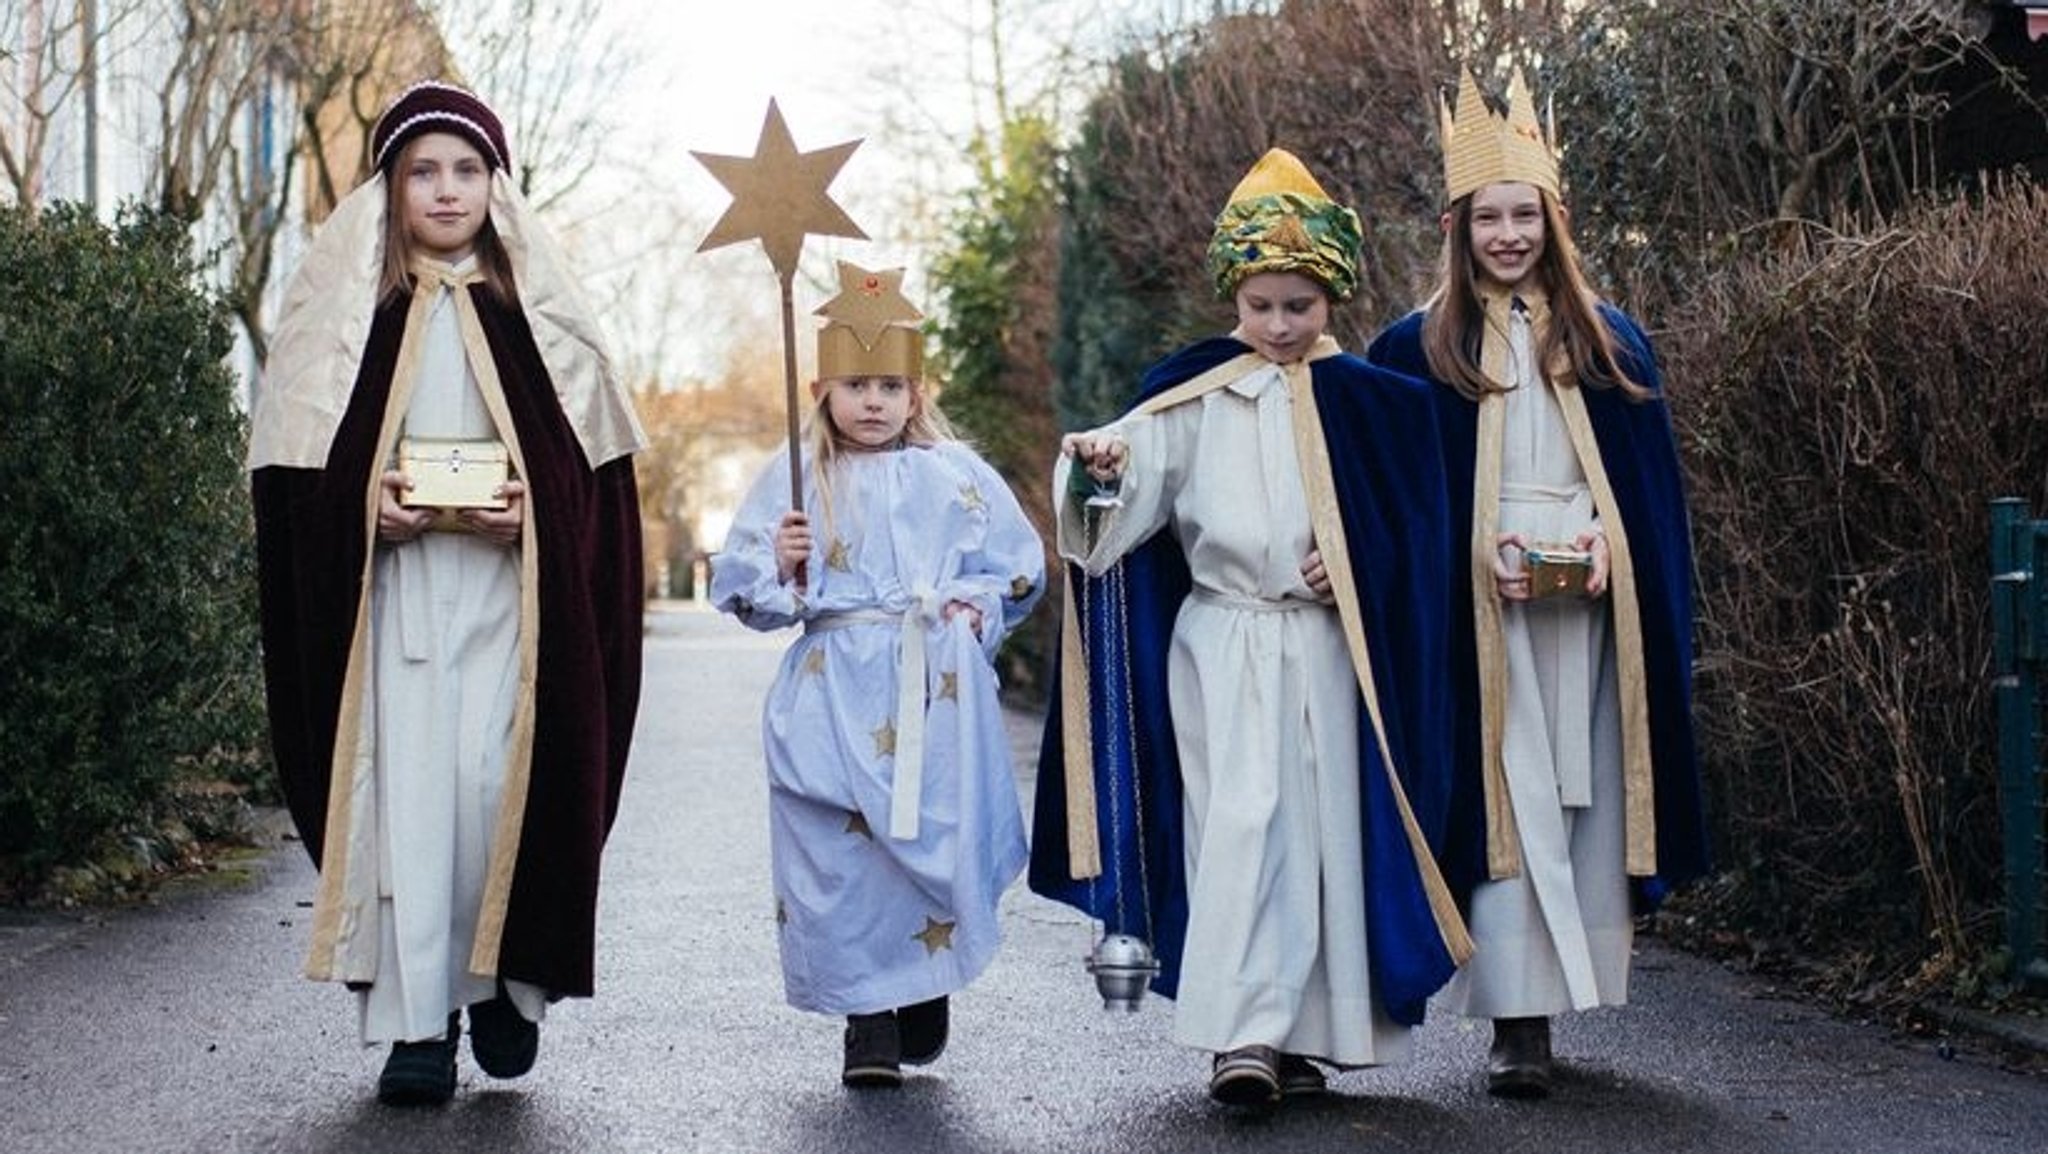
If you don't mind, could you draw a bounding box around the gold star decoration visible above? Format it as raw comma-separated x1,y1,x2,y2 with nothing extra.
815,261,922,350
958,483,986,513
1268,212,1313,251
826,538,852,572
802,648,827,676
844,810,874,840
937,672,958,702
692,100,867,278
912,916,957,955
1009,575,1035,600
872,721,897,758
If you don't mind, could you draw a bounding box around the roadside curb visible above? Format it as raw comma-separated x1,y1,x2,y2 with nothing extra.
1927,1001,2048,1064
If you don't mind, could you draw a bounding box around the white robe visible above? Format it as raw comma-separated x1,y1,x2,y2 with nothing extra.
711,441,1045,1015
359,261,545,1044
1057,362,1408,1066
1443,309,1633,1020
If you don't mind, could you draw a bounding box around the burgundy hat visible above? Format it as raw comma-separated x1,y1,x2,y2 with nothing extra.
371,80,511,173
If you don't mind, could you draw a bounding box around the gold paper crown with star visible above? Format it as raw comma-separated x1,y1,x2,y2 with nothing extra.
814,261,924,381
1439,66,1561,204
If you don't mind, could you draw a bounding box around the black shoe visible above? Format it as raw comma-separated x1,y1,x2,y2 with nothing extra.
468,987,539,1079
1277,1053,1327,1097
842,1012,902,1088
1486,1016,1553,1099
897,996,949,1066
1209,1045,1280,1108
377,1013,460,1107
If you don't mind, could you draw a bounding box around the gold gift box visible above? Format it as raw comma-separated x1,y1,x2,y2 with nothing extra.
398,438,510,509
1524,543,1593,599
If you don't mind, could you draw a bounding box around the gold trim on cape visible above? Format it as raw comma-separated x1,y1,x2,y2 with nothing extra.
302,261,541,984
1057,337,1472,962
1471,290,1657,879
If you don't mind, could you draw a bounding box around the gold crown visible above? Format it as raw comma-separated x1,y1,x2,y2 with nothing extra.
1439,66,1560,203
814,261,924,380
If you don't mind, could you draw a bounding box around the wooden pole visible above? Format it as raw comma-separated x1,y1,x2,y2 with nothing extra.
780,268,803,514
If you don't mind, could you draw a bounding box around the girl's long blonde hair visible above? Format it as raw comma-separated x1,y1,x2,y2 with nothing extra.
802,375,962,537
1419,188,1649,403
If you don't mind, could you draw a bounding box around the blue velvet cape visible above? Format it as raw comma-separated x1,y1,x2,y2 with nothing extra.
1028,337,1460,1027
1365,307,1711,909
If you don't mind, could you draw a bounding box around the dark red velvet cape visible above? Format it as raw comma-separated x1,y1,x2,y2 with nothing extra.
252,285,642,997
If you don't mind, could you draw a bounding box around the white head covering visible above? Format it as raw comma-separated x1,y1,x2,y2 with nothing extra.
248,173,646,471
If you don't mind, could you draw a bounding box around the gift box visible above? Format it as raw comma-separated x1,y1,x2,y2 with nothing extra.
398,438,510,509
1524,543,1593,599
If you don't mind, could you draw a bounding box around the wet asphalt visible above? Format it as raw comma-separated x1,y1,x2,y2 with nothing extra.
2,602,2045,1154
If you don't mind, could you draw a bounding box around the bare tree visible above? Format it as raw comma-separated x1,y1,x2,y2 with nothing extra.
0,0,148,206
166,1,449,361
1549,0,1996,309
423,0,625,213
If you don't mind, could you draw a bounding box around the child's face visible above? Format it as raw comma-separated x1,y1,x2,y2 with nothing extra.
1466,181,1548,292
400,132,491,263
821,375,915,450
1233,271,1330,364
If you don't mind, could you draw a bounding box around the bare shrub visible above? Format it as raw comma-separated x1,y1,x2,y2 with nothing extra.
1063,0,1451,390
1663,178,2048,997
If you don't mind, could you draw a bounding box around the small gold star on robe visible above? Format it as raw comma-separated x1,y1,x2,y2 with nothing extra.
826,538,852,572
937,672,958,701
912,916,957,955
1009,575,1034,600
844,810,873,840
958,483,986,513
872,721,897,757
802,648,826,676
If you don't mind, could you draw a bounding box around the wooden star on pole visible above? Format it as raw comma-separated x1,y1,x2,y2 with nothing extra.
689,99,871,532
692,100,867,279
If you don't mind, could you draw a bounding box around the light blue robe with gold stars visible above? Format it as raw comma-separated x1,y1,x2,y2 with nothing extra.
711,440,1046,1015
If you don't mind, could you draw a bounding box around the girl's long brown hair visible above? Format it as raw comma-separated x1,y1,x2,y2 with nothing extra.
376,134,519,306
1419,189,1650,403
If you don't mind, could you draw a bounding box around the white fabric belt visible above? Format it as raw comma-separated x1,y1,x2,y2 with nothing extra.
805,597,942,840
1500,481,1589,505
1188,586,1325,613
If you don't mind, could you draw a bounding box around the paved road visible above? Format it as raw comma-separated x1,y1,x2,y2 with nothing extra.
3,604,2045,1153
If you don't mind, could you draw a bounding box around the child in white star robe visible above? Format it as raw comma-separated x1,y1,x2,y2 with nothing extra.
711,373,1044,1083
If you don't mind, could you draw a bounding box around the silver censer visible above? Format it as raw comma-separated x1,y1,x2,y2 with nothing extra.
1086,934,1160,1012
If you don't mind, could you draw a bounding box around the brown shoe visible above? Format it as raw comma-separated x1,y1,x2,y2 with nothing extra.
1209,1044,1280,1107
1486,1016,1553,1099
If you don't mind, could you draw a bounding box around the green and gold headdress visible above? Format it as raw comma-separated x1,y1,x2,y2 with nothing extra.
1206,148,1363,302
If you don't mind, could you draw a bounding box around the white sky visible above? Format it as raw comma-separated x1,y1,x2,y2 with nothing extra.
456,0,1196,387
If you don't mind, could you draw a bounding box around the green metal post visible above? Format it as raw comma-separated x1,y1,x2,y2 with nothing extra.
1991,497,2046,984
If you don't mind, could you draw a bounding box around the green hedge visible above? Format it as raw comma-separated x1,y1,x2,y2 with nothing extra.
0,202,267,891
